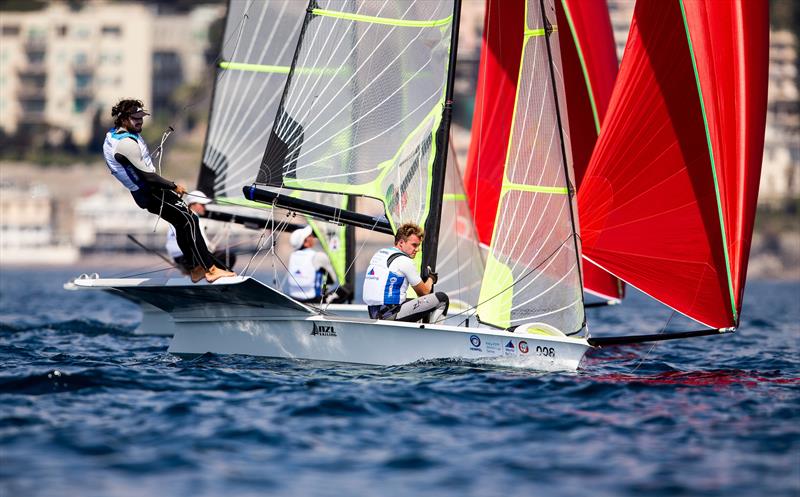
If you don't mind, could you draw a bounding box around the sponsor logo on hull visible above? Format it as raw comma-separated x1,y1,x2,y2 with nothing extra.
311,322,337,337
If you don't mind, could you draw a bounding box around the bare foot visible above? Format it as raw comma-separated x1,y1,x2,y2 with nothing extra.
205,265,235,282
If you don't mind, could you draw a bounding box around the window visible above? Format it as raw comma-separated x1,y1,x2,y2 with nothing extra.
101,25,121,36
1,25,20,36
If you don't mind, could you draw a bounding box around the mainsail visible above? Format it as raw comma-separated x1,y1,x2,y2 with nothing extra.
475,0,585,332
578,0,769,329
199,0,306,202
465,0,623,302
257,1,456,234
464,0,524,247
196,0,352,284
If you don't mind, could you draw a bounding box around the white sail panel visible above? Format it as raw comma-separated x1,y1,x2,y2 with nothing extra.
436,140,485,311
199,0,306,201
476,0,584,333
258,1,455,230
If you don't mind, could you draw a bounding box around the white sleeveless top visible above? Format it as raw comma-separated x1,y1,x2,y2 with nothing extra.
362,248,421,306
286,248,324,300
102,129,155,191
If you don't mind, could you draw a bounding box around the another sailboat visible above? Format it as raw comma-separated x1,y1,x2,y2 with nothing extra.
464,0,624,304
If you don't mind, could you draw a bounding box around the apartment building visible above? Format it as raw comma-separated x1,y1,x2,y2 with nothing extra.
0,2,152,145
0,2,222,147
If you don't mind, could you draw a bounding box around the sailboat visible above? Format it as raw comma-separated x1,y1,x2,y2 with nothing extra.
465,0,625,304
73,0,768,370
72,2,485,331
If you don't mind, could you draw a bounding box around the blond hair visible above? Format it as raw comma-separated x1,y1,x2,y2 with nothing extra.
394,222,424,244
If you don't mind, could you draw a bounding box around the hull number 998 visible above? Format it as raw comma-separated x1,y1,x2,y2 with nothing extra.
536,346,555,358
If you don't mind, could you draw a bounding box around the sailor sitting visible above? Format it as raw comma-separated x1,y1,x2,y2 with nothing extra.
363,222,449,323
286,225,351,304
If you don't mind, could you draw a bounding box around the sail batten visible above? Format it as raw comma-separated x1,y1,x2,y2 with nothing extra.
257,0,456,233
475,0,584,333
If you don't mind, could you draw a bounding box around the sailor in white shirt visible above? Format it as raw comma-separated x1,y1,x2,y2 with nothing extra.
362,223,449,322
103,98,234,283
286,225,350,304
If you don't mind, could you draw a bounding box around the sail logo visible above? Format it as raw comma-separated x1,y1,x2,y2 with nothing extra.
469,335,482,351
385,131,432,219
504,340,516,356
311,322,337,337
518,341,529,354
367,268,375,276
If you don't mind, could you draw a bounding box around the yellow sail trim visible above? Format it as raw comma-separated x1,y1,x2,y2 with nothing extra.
219,61,291,74
477,8,561,327
501,182,568,195
312,8,452,28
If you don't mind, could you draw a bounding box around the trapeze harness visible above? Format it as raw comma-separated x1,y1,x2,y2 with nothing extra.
363,248,449,322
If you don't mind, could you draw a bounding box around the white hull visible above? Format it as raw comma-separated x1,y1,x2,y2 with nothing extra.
169,315,588,370
73,276,590,370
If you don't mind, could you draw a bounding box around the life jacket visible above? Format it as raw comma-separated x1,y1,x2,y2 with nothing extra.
362,248,411,306
102,128,155,206
286,248,325,300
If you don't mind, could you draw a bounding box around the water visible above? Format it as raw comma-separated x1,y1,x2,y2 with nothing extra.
1,267,798,497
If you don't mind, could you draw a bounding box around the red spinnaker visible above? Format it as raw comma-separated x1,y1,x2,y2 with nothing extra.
578,0,768,328
464,0,524,246
557,0,623,301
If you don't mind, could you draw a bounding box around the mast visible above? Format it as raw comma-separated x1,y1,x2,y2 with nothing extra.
421,0,462,274
539,0,586,326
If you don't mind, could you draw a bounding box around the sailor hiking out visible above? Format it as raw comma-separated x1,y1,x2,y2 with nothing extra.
286,225,351,304
363,223,449,322
102,98,234,283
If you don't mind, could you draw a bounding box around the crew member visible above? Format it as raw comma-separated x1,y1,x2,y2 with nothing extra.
103,98,234,283
165,190,236,273
362,222,449,322
286,225,351,304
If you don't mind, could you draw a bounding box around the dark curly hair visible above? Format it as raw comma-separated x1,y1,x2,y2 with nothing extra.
394,222,424,244
111,99,145,128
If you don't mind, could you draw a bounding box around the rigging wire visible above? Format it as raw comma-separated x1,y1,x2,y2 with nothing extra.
628,309,676,374
434,232,577,327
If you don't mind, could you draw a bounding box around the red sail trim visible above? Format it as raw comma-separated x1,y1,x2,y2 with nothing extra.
579,0,745,329
680,0,769,320
464,0,524,246
557,0,623,301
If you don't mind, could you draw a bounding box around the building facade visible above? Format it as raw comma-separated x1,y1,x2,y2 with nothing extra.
0,1,222,146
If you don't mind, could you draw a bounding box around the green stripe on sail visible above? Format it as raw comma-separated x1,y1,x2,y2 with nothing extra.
477,251,514,328
219,61,291,74
524,28,547,37
559,0,601,133
220,61,342,77
502,182,569,195
312,8,452,28
679,0,738,324
443,193,466,201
